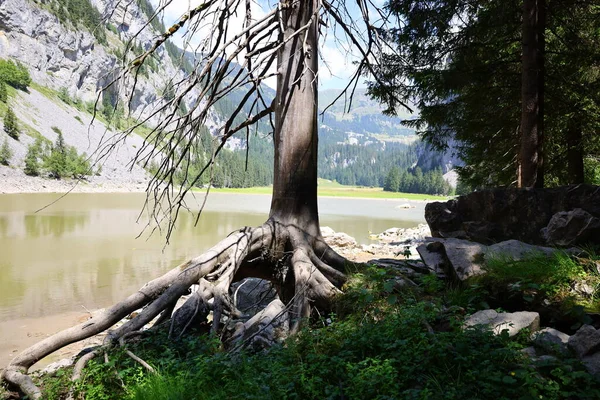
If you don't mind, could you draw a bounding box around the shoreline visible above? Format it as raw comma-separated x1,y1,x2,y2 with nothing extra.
0,175,446,203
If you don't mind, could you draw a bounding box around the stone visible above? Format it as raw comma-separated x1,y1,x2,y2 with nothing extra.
325,232,357,248
425,184,600,245
232,278,277,317
533,327,570,355
396,203,414,209
441,238,487,281
541,208,600,247
228,299,289,350
582,352,600,377
41,357,73,375
486,240,559,261
418,238,486,281
568,325,600,358
464,310,540,337
521,346,537,357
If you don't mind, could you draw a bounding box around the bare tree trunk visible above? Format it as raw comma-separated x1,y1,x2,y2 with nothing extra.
566,119,585,183
519,0,545,188
270,0,320,236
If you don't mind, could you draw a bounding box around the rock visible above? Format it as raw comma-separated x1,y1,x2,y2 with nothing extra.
228,299,289,350
533,327,570,355
486,240,559,261
41,358,73,375
320,226,336,237
232,278,277,317
521,346,537,357
464,310,540,337
541,208,600,247
418,238,486,281
568,325,600,358
396,203,414,209
573,281,596,298
425,184,600,245
325,232,357,248
582,352,600,377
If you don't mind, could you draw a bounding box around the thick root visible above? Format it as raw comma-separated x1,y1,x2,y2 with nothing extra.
1,221,349,398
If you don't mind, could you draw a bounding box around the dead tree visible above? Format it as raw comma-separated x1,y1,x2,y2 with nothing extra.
1,0,408,397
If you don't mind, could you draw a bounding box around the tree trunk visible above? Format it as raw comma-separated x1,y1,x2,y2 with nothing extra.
566,119,585,183
2,2,353,397
519,0,545,188
269,0,320,237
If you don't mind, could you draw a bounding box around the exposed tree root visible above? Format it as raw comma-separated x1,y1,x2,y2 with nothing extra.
1,220,351,399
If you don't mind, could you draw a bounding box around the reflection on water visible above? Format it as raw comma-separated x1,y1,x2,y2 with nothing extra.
0,192,425,322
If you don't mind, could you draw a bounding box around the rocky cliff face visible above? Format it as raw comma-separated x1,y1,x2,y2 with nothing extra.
0,0,185,120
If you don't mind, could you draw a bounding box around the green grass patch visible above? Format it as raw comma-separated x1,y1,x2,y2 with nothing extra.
206,181,449,200
37,262,600,400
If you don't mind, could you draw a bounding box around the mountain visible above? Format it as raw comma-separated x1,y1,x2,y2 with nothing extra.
0,0,455,191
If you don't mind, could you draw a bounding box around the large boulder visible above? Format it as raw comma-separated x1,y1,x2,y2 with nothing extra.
232,278,277,317
541,208,600,247
464,310,540,337
417,238,562,282
425,184,600,245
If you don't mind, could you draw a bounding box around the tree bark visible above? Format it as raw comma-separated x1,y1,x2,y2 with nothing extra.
519,0,545,188
269,0,320,237
566,119,585,183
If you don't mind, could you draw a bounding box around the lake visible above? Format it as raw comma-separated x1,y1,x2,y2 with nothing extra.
0,192,426,366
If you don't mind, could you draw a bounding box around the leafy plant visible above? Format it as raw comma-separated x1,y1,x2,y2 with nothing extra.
3,106,19,140
0,59,31,90
0,136,11,165
0,80,7,103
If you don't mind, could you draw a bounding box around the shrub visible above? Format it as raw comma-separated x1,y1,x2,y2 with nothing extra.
44,130,67,178
0,59,31,90
0,80,7,103
24,139,43,176
0,137,11,165
3,106,19,140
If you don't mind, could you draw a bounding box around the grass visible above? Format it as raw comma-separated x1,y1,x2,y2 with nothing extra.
206,179,450,200
36,261,600,400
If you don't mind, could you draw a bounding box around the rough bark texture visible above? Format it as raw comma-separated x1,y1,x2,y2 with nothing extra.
566,120,585,184
519,0,545,188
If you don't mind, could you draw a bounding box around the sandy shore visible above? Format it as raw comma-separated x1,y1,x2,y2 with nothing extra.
0,167,149,194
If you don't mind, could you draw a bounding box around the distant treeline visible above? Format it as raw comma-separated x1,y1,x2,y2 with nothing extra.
384,167,453,196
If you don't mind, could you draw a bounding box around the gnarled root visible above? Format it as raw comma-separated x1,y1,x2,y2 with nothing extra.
1,220,350,399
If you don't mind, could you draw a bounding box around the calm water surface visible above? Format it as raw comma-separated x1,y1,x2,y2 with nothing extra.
0,192,425,322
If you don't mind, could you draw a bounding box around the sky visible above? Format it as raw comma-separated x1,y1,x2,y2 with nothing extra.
149,0,383,90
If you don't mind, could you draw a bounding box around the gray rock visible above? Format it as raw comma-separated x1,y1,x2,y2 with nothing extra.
325,231,357,248
464,310,540,337
228,299,289,350
568,325,600,358
425,185,600,245
541,208,600,247
418,238,486,281
232,278,277,317
582,352,600,377
487,240,559,261
41,358,73,375
521,346,537,357
533,327,570,355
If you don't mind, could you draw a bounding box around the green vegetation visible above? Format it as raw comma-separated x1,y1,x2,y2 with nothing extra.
0,81,6,103
479,252,600,314
3,106,19,140
384,166,453,195
37,257,600,400
44,0,107,44
0,58,31,90
0,137,12,165
23,132,91,179
205,179,449,200
24,138,44,176
370,0,600,188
